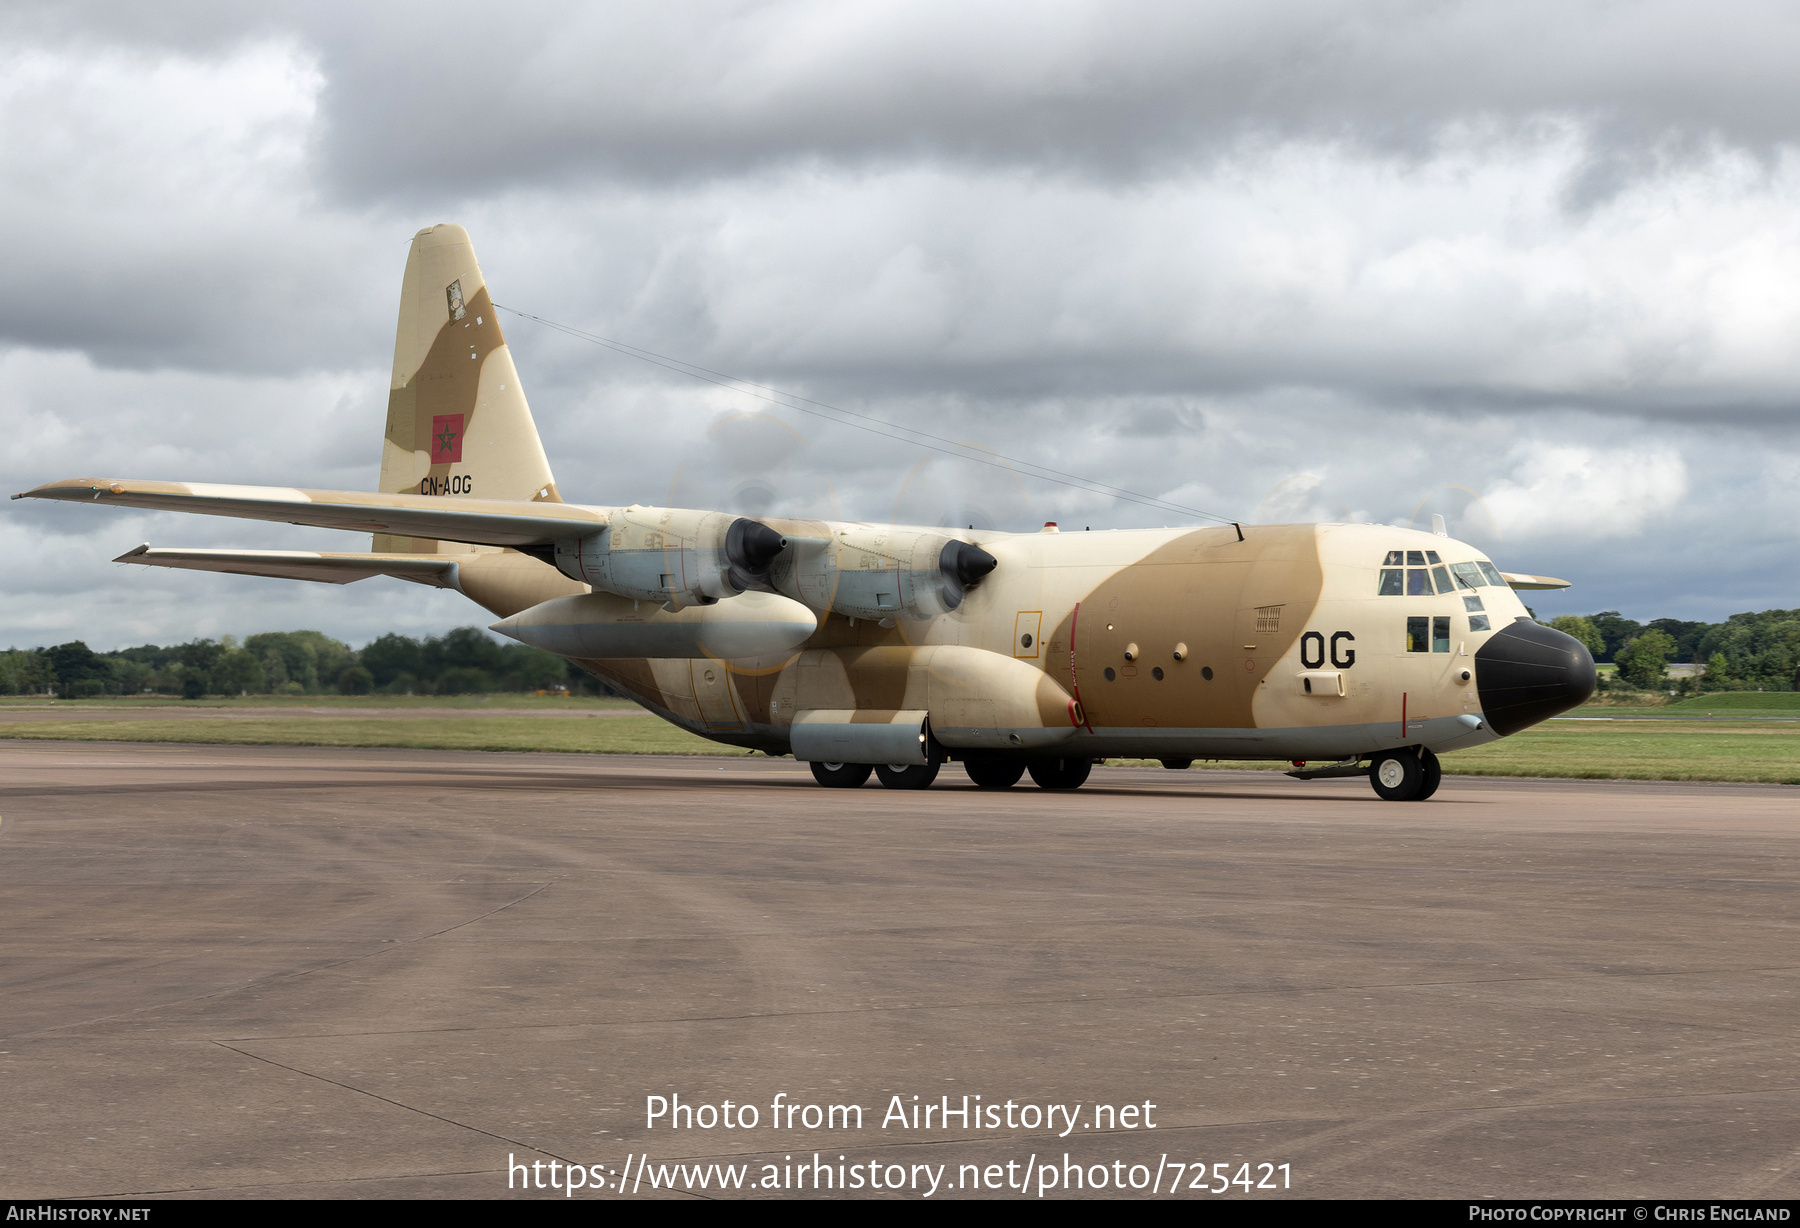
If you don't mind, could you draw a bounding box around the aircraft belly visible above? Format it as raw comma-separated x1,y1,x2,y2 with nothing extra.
1065,713,1499,760
574,657,791,752
689,659,746,730
645,659,704,725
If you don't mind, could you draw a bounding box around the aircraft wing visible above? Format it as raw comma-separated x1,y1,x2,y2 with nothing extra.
15,479,607,548
1501,571,1572,591
113,545,462,588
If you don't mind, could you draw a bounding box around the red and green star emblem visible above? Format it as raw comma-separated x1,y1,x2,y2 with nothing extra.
430,414,464,464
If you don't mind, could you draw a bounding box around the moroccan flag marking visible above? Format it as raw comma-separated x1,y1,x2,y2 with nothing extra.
431,414,464,464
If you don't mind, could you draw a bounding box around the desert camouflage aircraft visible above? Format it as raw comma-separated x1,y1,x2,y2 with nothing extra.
17,225,1596,800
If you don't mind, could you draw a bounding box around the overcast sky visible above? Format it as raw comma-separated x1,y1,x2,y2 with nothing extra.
4,0,1797,650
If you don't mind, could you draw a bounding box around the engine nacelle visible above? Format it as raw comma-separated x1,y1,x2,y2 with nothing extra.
553,506,786,609
772,526,996,623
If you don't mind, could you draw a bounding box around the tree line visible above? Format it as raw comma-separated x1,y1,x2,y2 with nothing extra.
0,628,596,699
1547,609,1800,693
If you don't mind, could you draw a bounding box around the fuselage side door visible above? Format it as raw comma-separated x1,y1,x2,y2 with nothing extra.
1013,610,1042,659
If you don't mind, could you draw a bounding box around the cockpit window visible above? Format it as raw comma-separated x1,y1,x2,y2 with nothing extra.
1379,553,1508,596
1450,561,1485,588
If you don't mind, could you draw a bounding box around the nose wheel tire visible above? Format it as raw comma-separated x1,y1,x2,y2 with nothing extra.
810,761,872,788
1369,748,1441,801
964,757,1027,789
1028,756,1093,790
876,761,942,790
1416,749,1443,800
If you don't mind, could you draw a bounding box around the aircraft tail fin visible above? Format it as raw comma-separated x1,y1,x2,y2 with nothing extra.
376,224,561,551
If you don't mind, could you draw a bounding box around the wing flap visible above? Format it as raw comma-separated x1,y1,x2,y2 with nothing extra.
17,478,606,547
115,545,461,588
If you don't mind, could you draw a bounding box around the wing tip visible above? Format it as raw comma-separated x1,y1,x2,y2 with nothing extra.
1502,571,1573,590
16,478,123,501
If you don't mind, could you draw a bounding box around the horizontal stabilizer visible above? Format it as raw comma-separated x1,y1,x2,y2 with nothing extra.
17,479,606,548
114,545,461,588
1501,572,1572,591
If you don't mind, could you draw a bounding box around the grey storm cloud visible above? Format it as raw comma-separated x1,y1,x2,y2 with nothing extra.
14,1,1800,188
0,1,1796,648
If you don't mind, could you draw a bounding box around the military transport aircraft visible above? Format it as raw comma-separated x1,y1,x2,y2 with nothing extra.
16,225,1596,801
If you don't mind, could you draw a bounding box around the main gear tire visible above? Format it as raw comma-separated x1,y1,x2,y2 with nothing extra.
964,757,1027,789
810,761,872,789
876,760,942,790
1028,756,1093,790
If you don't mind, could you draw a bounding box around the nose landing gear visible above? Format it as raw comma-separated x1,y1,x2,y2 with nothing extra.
1369,747,1442,802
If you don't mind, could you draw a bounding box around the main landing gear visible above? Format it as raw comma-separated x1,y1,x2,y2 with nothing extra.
964,757,1027,789
962,754,1092,790
810,754,1096,790
809,761,873,788
808,759,946,790
875,760,941,790
1026,755,1092,790
1368,747,1442,802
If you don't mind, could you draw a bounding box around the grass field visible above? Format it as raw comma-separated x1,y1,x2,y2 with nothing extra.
0,715,729,756
1572,691,1798,710
1430,720,1800,783
2,712,1795,783
0,693,641,710
1663,691,1800,714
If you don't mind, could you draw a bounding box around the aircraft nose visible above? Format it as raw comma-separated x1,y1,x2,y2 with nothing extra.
1473,619,1598,736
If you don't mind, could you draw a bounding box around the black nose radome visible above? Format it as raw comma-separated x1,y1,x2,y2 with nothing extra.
1474,619,1598,737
